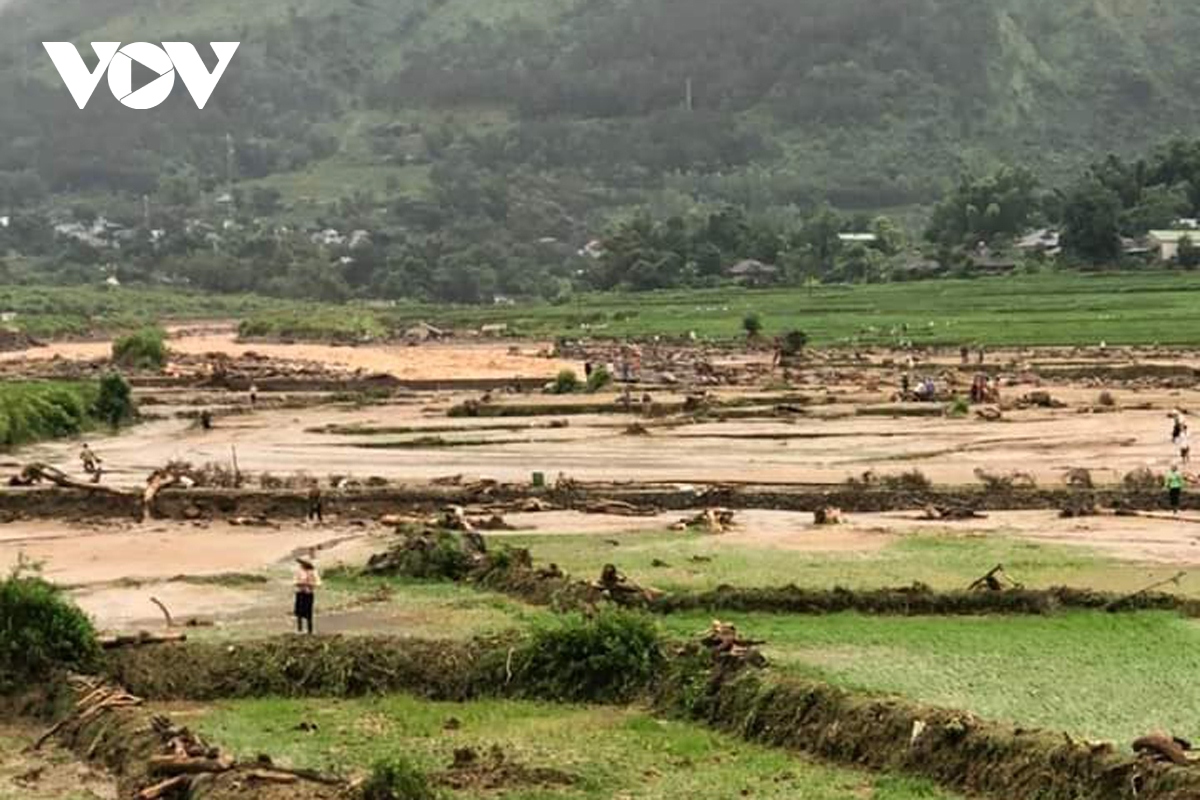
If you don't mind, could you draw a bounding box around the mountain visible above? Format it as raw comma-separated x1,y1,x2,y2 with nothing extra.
1,0,1199,298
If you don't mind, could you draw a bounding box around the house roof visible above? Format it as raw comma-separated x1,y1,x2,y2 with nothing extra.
727,259,778,276
1149,230,1200,243
837,233,878,243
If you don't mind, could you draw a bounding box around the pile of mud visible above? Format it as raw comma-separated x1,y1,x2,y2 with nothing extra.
437,745,576,792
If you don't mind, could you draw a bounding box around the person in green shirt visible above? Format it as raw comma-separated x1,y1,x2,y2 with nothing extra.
1165,465,1186,515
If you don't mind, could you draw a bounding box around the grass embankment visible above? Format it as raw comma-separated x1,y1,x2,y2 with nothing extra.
658,610,1200,747
502,531,1194,596
0,381,117,449
176,695,957,800
323,532,1200,745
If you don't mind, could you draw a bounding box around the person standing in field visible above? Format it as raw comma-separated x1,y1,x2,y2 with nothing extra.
293,557,321,634
79,443,103,483
1165,465,1186,516
306,486,324,523
1178,424,1192,465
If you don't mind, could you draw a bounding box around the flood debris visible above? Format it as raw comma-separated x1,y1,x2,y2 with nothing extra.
813,506,844,525
671,507,736,533
1133,734,1194,766
698,619,768,668
1018,390,1067,409
922,503,986,521
974,468,1037,491
437,745,576,791
8,462,126,496
46,676,345,799
593,563,664,604
967,564,1024,592
582,499,660,517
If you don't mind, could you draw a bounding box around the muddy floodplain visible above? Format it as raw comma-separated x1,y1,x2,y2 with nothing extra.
4,330,1200,632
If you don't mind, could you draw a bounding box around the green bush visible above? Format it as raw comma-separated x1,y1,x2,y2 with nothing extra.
362,757,439,800
585,365,613,393
550,369,580,394
112,326,168,369
373,532,474,581
0,381,102,448
0,565,99,691
781,329,809,355
742,313,763,337
93,373,136,428
515,610,662,703
947,396,970,417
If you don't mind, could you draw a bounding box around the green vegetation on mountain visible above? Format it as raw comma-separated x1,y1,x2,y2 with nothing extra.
4,0,1200,301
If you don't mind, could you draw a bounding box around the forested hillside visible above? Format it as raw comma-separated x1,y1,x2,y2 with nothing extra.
2,0,1199,301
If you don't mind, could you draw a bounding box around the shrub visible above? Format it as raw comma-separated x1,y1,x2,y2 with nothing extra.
0,563,99,691
947,396,970,417
742,313,763,338
112,326,168,369
879,470,932,492
550,369,580,394
362,757,439,800
1123,466,1159,492
0,381,104,447
585,365,613,393
366,532,474,581
515,610,662,703
781,329,808,355
1098,391,1116,407
93,373,135,428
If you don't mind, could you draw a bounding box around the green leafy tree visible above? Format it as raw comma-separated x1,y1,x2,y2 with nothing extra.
112,327,167,370
94,373,136,428
1062,180,1123,263
926,167,1041,246
1178,235,1200,268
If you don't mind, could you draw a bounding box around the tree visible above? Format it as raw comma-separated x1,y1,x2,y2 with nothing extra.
1061,180,1123,263
1178,235,1200,268
93,373,135,428
926,167,1041,246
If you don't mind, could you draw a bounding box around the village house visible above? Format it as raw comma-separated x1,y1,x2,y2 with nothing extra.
1148,230,1200,261
726,259,779,286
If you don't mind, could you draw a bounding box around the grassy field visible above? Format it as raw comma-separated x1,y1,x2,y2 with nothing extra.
657,610,1200,746
0,286,315,338
234,270,1200,347
177,695,957,800
11,270,1200,345
501,530,1197,596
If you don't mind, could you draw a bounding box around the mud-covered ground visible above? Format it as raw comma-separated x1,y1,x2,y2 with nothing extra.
5,332,1200,632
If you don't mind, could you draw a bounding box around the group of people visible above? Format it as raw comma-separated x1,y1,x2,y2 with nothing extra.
1167,413,1193,515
